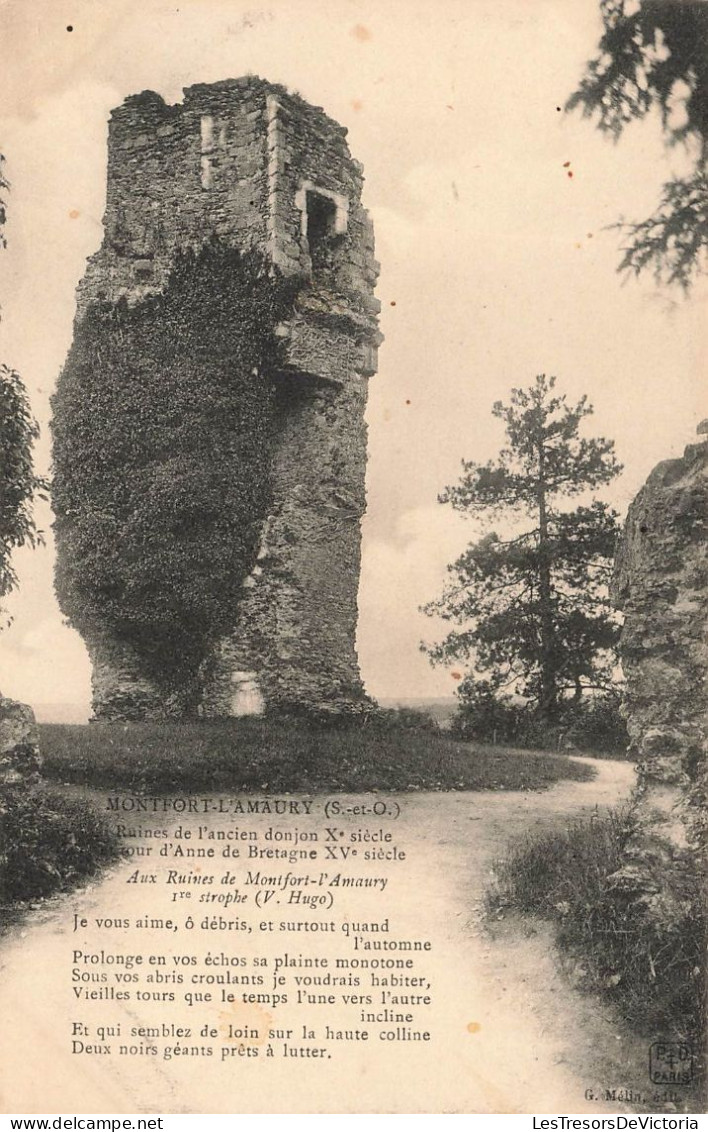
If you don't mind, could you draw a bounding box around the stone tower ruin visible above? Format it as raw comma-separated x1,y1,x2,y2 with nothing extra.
60,78,381,719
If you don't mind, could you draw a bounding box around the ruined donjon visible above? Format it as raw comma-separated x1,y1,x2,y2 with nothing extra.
65,78,381,719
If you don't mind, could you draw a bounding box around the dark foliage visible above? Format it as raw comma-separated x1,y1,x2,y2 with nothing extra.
615,170,708,287
451,688,629,757
51,241,296,699
450,686,534,745
563,688,629,755
568,0,708,287
0,366,47,614
0,787,120,905
0,155,46,620
366,706,441,734
423,375,622,721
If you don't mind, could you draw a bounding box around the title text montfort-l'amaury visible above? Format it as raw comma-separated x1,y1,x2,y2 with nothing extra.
108,796,399,819
109,797,318,814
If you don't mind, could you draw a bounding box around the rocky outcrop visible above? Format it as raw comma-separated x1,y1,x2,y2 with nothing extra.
0,696,42,788
611,427,708,873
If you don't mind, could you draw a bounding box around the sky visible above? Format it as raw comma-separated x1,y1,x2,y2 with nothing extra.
0,0,704,719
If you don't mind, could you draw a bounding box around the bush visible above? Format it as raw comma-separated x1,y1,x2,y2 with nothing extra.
451,688,629,756
0,786,120,905
450,693,568,749
489,807,630,916
450,687,525,744
488,809,706,1054
366,706,440,734
563,690,629,756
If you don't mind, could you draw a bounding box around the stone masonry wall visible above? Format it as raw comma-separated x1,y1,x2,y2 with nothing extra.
0,696,42,788
62,77,381,719
611,428,708,875
77,81,270,314
200,374,370,716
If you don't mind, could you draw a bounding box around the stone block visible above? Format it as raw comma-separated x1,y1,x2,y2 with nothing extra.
0,696,42,787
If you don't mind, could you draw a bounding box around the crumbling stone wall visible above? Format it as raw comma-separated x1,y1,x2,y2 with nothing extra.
611,426,708,874
200,375,370,716
57,78,381,719
0,696,42,788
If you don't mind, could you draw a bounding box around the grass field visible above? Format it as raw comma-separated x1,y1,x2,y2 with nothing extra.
38,717,595,794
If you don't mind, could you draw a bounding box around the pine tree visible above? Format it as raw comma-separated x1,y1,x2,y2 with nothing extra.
423,375,622,720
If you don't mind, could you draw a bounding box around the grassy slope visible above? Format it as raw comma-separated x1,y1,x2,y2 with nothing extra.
487,808,706,1100
38,718,595,794
0,786,121,931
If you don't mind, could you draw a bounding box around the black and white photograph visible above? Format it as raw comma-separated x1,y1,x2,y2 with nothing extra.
0,0,705,1116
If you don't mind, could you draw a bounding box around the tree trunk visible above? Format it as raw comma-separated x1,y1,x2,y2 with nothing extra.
536,439,557,718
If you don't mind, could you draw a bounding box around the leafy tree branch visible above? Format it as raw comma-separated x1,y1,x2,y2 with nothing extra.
568,0,708,288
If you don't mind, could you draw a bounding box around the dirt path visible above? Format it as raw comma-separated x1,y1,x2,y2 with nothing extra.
0,757,648,1114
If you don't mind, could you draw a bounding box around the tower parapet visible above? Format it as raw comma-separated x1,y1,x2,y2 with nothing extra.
78,78,380,382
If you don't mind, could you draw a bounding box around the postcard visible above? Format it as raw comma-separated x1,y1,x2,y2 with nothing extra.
0,0,704,1116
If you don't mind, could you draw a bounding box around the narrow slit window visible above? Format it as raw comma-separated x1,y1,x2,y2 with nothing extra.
200,114,215,189
200,115,215,153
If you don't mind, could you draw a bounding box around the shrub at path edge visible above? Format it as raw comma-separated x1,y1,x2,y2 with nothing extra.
487,808,706,1078
0,787,120,916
